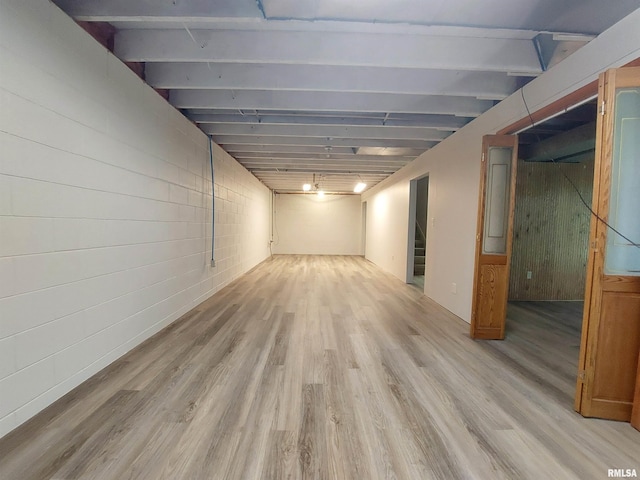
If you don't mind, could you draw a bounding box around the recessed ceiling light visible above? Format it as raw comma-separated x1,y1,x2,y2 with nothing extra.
302,183,311,191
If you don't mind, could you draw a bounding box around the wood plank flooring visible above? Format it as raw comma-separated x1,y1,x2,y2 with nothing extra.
1,256,638,479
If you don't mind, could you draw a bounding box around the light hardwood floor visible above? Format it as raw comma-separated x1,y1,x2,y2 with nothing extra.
1,256,638,479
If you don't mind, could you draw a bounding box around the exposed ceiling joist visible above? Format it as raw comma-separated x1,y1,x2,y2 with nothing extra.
233,154,412,163
115,29,542,74
213,135,437,149
51,0,262,20
172,91,494,116
201,124,451,141
146,63,520,100
221,145,366,155
190,113,469,130
240,163,410,172
51,0,639,193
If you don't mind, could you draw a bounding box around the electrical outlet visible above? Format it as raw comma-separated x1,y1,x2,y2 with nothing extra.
526,271,532,280
451,283,457,294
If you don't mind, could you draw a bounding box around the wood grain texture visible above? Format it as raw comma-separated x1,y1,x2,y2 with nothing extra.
471,134,518,340
632,351,640,431
576,67,640,422
1,256,638,480
477,263,508,333
589,293,640,420
509,158,594,301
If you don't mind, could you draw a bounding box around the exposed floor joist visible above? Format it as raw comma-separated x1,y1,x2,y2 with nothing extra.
51,0,640,193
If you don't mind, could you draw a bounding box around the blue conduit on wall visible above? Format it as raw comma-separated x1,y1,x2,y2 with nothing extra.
208,136,216,267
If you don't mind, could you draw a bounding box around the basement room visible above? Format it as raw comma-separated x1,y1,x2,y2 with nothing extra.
1,1,639,479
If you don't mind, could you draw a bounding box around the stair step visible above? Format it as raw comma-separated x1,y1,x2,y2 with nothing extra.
414,255,425,265
414,265,425,275
415,240,425,248
415,247,425,256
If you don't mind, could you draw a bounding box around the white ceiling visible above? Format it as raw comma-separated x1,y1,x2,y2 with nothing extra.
53,0,639,193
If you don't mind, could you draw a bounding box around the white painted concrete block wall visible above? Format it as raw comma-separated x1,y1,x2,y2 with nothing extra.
0,0,270,438
272,194,362,255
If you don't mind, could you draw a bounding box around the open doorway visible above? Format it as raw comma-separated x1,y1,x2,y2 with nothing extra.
504,99,596,400
407,175,429,289
473,65,640,421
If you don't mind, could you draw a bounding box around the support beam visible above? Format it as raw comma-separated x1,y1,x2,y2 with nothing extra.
146,63,518,100
172,90,494,116
115,29,542,74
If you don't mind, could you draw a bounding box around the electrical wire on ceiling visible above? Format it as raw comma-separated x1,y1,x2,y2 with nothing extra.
520,88,639,249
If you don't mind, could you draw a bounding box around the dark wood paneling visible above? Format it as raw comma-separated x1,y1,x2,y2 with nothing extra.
509,158,594,300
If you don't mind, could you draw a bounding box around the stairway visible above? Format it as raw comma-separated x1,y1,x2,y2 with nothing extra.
413,222,426,276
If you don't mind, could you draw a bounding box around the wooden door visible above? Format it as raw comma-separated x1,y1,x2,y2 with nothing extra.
470,135,518,339
632,352,640,430
575,67,640,421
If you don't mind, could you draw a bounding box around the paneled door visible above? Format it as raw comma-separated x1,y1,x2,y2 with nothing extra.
575,67,640,421
470,135,518,339
632,353,640,430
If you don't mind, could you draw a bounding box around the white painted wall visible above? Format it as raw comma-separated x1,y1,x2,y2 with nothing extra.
0,0,270,438
363,9,640,322
272,194,362,255
365,182,410,280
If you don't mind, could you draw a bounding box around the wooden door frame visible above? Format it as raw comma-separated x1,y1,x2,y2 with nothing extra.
497,58,640,136
497,83,602,406
573,72,608,412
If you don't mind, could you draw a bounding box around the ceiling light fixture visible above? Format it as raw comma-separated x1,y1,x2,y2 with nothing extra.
302,183,311,191
354,182,367,193
317,190,325,198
